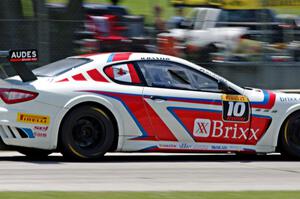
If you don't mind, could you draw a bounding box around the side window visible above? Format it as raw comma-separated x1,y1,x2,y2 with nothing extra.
189,70,219,91
167,68,193,89
104,63,141,84
137,60,220,92
138,61,172,88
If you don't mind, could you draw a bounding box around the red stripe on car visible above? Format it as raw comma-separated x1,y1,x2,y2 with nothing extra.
56,78,69,82
72,73,86,81
112,52,132,62
127,63,141,84
252,91,276,109
104,66,114,79
87,69,109,82
79,52,110,58
140,100,177,141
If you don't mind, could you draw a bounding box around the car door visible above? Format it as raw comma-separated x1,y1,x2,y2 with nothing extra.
136,60,252,148
103,62,157,140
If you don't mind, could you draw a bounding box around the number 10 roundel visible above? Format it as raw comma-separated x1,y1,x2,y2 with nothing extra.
222,95,250,122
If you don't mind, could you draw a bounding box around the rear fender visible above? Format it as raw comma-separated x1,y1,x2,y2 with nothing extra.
52,94,124,151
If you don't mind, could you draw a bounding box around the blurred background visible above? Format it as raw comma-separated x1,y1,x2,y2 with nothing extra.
1,0,300,89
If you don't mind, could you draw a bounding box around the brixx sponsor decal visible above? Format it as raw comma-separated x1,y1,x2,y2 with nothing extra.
193,119,211,137
280,96,300,102
17,113,50,125
193,118,259,140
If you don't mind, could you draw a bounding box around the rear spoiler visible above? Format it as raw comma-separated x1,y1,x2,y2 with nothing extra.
0,49,38,82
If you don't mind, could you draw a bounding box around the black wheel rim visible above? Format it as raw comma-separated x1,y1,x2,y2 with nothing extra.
72,116,105,150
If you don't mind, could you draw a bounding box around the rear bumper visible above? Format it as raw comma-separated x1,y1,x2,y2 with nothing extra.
0,101,63,150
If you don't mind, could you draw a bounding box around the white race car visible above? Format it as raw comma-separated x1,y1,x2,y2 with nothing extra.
1,50,300,160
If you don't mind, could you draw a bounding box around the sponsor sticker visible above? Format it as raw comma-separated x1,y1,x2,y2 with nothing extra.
9,49,38,62
222,95,250,122
221,94,248,102
34,132,47,138
211,145,228,150
193,119,211,137
33,126,48,132
192,118,259,141
158,143,193,149
17,113,50,125
280,97,300,102
33,126,48,138
141,57,170,61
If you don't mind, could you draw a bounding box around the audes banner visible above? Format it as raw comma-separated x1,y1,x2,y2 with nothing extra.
9,49,38,63
171,0,300,9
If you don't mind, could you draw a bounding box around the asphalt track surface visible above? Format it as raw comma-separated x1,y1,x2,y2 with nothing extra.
0,152,300,191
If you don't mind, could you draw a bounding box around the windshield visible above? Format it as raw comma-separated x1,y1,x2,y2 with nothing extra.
33,58,91,77
218,9,276,23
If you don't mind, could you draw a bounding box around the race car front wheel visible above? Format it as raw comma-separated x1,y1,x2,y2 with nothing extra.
280,112,300,159
59,105,115,161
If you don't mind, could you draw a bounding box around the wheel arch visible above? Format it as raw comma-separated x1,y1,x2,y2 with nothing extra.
55,95,124,152
276,106,300,152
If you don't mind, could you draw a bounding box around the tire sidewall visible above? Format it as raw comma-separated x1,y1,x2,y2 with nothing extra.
281,113,300,158
60,106,114,160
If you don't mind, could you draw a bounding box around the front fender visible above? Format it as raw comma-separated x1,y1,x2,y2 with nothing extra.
270,103,300,148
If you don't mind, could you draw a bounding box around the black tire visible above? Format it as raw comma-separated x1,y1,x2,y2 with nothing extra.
17,148,52,160
280,113,300,159
59,106,115,161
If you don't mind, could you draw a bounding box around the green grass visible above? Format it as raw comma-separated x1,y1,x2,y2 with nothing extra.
46,0,175,24
274,8,300,15
21,0,300,24
21,0,34,17
21,0,174,23
1,192,300,199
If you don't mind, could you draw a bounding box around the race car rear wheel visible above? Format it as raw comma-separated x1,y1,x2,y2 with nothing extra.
280,112,300,159
59,105,114,160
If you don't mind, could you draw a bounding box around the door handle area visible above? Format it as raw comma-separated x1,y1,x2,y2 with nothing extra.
149,95,167,101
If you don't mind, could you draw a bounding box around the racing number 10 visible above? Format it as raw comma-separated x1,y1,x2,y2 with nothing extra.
222,95,249,122
227,101,246,117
